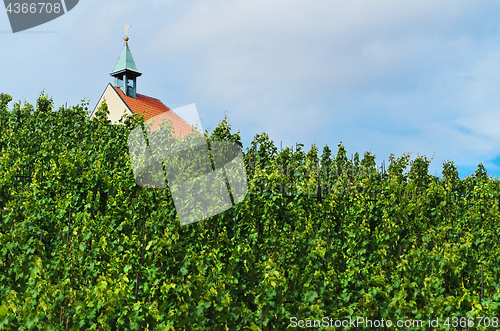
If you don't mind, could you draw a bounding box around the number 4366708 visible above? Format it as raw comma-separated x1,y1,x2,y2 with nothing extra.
444,316,499,328
5,3,62,14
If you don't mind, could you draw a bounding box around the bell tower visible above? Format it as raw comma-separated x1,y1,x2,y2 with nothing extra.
110,22,142,99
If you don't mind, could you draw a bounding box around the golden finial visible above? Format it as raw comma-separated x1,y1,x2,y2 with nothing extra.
123,22,131,42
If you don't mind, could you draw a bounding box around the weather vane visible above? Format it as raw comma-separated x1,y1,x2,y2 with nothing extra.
123,22,131,42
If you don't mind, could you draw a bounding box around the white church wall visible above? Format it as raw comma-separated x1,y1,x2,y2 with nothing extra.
91,84,132,124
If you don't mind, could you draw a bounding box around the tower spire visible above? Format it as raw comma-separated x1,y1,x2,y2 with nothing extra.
111,22,142,98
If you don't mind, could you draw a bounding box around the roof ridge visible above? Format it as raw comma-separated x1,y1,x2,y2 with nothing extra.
137,93,161,102
113,87,166,105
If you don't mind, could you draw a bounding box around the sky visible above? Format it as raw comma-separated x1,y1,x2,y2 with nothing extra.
2,0,500,180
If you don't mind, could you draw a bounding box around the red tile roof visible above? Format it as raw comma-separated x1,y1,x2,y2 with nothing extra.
113,86,192,137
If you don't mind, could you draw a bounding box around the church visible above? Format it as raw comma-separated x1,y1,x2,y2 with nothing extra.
90,23,192,136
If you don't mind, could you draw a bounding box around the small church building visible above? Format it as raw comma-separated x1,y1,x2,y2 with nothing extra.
90,25,192,136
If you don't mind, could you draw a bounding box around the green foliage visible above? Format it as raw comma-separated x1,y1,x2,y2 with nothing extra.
0,92,499,330
209,113,242,149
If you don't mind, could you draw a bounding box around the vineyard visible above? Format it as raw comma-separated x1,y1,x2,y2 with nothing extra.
1,92,500,330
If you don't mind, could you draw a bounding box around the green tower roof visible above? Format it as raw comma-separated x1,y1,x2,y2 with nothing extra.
110,42,142,77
